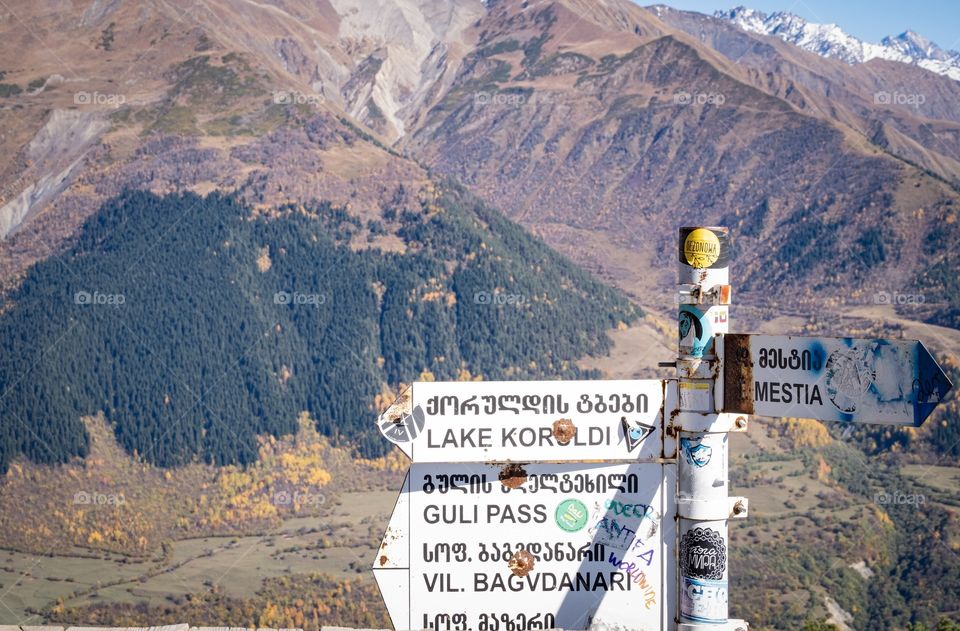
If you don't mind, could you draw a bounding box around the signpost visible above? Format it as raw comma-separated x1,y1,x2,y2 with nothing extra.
376,379,665,463
720,334,952,426
371,226,953,631
375,463,676,631
673,226,745,630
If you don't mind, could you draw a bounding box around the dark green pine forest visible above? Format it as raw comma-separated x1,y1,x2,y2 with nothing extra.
0,183,639,473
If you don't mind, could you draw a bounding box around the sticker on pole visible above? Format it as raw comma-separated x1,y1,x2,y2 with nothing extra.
679,227,728,270
679,525,728,623
683,228,720,268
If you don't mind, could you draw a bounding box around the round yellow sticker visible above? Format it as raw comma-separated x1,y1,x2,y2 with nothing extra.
683,228,720,268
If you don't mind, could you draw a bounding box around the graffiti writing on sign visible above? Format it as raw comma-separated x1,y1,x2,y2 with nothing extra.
680,437,712,468
604,499,655,520
588,500,659,551
607,549,658,609
825,348,876,413
680,527,726,581
914,373,950,404
590,515,639,548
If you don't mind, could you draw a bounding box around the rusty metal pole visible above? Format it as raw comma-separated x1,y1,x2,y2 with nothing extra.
673,227,748,631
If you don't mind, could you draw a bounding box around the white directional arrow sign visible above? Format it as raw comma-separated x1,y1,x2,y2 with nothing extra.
373,462,676,631
376,380,665,462
720,334,953,426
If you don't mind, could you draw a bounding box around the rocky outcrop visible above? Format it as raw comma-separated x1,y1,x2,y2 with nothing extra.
0,110,109,240
328,0,484,139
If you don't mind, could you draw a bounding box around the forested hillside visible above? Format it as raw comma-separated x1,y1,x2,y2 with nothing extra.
0,184,638,472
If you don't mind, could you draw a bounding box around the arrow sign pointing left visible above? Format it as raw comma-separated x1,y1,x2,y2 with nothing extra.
375,380,665,463
720,334,953,426
373,462,676,631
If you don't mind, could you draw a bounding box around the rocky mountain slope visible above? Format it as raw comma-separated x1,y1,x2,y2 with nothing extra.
400,0,960,324
0,0,487,283
3,0,959,322
650,5,960,197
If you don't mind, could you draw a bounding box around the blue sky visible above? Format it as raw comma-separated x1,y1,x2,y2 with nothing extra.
648,1,960,51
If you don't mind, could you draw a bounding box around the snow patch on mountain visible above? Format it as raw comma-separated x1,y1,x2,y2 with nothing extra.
715,6,960,81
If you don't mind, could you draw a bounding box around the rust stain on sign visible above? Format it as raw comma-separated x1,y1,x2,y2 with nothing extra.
507,549,535,577
666,406,680,436
498,463,528,489
387,388,412,424
724,333,755,414
379,555,389,567
380,527,400,550
552,418,577,445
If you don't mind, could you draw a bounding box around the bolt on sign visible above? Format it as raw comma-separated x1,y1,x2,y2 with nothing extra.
375,380,665,463
373,462,677,631
721,334,953,426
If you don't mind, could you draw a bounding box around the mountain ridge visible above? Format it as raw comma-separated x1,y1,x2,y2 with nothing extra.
712,5,960,81
3,0,960,323
399,0,960,328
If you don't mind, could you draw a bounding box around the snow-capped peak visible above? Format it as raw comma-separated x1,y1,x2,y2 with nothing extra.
882,30,948,62
715,6,960,81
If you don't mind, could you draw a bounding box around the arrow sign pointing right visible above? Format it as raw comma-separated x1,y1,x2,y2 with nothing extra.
720,334,953,426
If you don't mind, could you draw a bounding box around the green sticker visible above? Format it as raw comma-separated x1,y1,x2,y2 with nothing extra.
555,499,588,532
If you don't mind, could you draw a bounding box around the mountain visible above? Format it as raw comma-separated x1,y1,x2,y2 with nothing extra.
1,0,958,452
649,4,960,277
714,6,960,81
0,0,492,280
399,0,960,327
1,0,960,629
0,182,637,472
4,0,960,326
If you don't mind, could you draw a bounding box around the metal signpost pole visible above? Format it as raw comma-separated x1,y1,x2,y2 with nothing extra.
674,227,747,631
